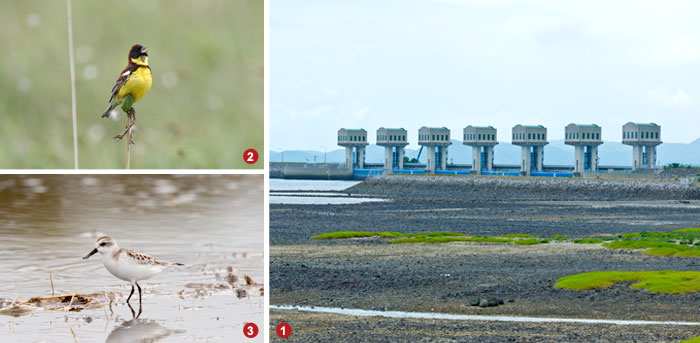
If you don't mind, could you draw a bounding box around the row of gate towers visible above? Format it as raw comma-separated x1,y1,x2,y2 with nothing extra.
337,122,661,174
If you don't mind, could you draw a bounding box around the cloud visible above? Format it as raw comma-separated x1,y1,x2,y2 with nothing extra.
321,86,339,98
647,87,696,107
348,101,371,120
428,0,520,8
648,34,700,63
287,106,334,119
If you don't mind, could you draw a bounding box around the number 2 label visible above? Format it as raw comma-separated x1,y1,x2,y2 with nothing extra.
243,149,259,164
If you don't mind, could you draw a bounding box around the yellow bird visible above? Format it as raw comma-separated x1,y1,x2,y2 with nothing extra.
101,44,152,140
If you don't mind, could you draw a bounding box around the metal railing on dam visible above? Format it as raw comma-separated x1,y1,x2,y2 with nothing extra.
274,162,644,180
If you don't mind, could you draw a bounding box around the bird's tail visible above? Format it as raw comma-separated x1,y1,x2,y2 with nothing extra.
100,103,116,118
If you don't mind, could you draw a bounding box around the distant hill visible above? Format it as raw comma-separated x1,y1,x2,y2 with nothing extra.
270,139,700,167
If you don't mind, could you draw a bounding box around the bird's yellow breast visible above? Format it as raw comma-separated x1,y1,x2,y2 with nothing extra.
117,66,152,103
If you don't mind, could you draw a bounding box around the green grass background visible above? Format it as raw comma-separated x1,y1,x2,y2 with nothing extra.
0,0,263,168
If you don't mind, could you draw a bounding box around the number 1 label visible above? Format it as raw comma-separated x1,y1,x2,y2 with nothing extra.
276,322,291,338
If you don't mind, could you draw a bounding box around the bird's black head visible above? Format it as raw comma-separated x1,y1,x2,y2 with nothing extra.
129,44,148,60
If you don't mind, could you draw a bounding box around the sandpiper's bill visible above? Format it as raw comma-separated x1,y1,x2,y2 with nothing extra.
83,236,183,305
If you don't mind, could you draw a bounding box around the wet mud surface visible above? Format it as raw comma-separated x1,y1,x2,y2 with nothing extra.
271,176,700,342
271,309,700,343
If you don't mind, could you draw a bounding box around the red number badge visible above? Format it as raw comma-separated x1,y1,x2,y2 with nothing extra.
243,322,259,338
276,322,291,338
243,149,259,164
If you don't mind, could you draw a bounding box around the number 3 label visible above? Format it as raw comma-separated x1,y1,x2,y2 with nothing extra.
243,149,259,164
276,322,291,338
243,322,258,338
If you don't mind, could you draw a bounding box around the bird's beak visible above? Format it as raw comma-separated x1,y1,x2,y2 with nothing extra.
83,248,98,259
141,46,148,55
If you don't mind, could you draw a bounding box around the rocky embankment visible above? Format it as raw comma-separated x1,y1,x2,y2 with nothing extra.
346,175,700,201
658,167,700,180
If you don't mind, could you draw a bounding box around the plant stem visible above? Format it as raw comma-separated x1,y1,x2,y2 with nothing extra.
125,116,132,169
66,0,79,169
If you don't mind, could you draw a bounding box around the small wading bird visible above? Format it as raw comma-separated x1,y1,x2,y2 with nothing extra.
83,236,183,306
101,44,153,143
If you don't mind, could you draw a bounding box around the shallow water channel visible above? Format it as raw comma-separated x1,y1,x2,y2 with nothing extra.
0,175,264,342
269,179,387,204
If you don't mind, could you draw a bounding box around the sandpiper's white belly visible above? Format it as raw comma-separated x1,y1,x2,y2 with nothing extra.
103,254,163,283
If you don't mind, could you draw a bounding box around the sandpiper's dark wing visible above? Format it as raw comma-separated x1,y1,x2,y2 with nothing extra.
119,248,183,266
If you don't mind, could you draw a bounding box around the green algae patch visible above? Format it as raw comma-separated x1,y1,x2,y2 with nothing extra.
556,271,700,294
390,236,551,244
412,232,465,237
389,236,509,244
464,236,513,243
620,228,700,241
389,237,472,244
312,228,700,253
680,337,700,343
312,231,555,244
619,231,670,239
513,239,549,245
606,228,700,257
604,240,700,257
573,238,604,244
499,234,537,238
673,228,700,233
311,231,465,240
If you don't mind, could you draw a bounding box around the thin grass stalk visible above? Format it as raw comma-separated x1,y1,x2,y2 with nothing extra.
126,117,132,169
66,0,79,169
50,270,55,297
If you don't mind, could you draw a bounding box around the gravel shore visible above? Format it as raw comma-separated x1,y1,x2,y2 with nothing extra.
271,309,700,343
271,175,700,342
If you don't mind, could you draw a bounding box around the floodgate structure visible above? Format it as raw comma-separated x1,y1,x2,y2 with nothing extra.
335,122,662,177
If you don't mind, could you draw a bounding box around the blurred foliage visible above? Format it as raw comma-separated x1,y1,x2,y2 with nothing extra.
0,0,263,168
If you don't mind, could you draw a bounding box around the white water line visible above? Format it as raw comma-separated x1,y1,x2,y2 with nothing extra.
271,305,700,326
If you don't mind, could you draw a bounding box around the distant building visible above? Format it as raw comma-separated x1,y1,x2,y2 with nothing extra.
512,125,548,175
376,127,409,171
565,124,603,173
463,125,497,173
622,122,661,169
337,128,369,168
418,126,451,173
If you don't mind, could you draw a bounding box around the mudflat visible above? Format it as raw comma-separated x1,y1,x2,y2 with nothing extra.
271,175,700,342
270,309,699,343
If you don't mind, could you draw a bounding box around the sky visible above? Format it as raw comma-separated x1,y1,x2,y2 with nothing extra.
271,0,700,151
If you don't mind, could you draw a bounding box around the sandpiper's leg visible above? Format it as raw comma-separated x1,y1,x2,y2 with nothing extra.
136,282,143,306
127,284,135,304
127,302,135,318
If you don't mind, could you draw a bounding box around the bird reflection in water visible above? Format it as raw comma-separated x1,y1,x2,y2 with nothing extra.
105,312,183,343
